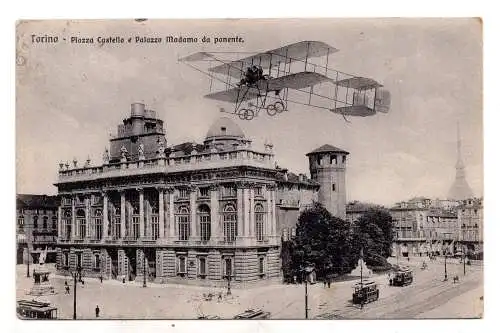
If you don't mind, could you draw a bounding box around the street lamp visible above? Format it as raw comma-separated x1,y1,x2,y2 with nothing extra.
443,252,448,281
226,274,232,296
72,265,82,320
303,265,314,319
143,247,147,288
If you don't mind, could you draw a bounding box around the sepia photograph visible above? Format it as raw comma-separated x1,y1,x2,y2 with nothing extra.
15,18,483,321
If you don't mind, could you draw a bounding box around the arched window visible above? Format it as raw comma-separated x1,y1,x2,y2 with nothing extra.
42,216,48,229
76,209,86,239
255,204,265,241
198,204,211,242
176,206,190,241
223,204,237,242
52,216,57,230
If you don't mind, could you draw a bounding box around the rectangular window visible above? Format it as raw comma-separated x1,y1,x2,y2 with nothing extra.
255,187,263,197
198,257,207,277
178,216,190,241
223,257,233,278
132,217,140,239
91,195,102,205
332,184,336,191
63,219,71,240
222,186,236,197
93,253,101,271
199,187,209,198
256,213,264,241
200,215,211,241
77,218,86,239
62,252,69,267
94,218,102,240
229,152,237,159
258,256,266,277
18,216,24,232
114,216,121,239
151,216,159,240
178,188,189,199
177,256,187,274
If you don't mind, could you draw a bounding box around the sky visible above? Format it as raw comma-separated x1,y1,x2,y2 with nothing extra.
15,18,483,206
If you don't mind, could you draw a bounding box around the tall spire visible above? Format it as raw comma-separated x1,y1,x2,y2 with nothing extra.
448,121,473,200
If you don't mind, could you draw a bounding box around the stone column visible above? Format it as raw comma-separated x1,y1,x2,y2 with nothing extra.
237,186,243,238
243,187,250,236
71,195,76,239
249,187,255,237
168,188,175,239
57,206,62,239
266,186,272,237
102,191,108,240
138,188,144,239
120,190,126,239
158,187,165,239
271,188,276,238
189,187,197,239
210,185,219,241
85,196,91,239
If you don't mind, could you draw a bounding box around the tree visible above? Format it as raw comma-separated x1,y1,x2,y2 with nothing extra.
287,202,353,281
350,207,394,268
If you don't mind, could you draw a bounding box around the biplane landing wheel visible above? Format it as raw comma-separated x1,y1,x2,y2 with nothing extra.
238,108,255,121
266,104,277,117
274,101,285,113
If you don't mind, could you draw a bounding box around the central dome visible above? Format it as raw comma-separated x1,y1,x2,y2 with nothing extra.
205,117,245,141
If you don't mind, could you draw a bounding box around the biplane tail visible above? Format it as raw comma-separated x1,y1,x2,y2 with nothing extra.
374,88,391,113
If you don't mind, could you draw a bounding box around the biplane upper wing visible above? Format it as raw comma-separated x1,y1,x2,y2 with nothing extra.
335,77,382,90
208,41,338,78
178,52,214,62
204,87,261,103
263,71,333,91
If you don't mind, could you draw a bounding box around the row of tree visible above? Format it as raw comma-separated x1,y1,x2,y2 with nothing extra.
281,202,394,283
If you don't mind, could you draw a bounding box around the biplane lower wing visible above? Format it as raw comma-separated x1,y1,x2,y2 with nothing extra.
264,71,333,91
204,87,260,103
336,77,382,90
331,105,376,117
203,71,331,103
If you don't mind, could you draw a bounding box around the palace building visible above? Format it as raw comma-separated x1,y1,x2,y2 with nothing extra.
54,103,348,286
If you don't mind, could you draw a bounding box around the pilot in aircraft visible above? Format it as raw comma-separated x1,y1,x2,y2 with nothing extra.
238,65,266,87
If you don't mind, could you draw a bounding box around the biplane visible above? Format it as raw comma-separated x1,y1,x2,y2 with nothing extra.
179,41,391,121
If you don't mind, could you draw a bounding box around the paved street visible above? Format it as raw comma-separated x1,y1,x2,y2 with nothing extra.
16,257,482,319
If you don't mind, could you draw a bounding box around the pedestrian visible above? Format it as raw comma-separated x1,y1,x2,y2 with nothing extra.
95,305,100,318
323,279,327,288
100,275,103,283
327,278,331,288
65,285,70,294
122,277,126,284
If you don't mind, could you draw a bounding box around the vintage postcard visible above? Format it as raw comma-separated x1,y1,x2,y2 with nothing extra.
15,18,483,320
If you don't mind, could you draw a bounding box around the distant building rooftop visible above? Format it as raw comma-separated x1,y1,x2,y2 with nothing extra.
306,144,349,156
17,194,59,210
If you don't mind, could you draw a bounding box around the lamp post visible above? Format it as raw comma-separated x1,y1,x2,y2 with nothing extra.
142,247,147,288
463,245,466,276
303,265,314,319
444,253,448,281
72,265,81,320
26,242,31,278
226,274,232,296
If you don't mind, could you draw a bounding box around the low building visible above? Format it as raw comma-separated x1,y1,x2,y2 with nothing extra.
16,195,59,264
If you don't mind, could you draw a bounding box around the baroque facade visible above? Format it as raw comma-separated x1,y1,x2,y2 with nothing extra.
54,103,347,286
